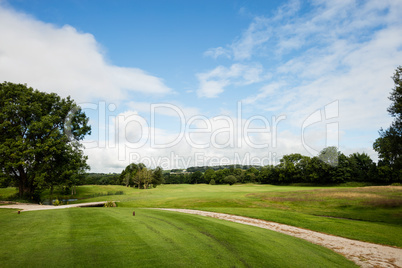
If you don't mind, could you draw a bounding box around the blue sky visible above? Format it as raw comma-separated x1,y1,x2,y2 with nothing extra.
1,0,402,172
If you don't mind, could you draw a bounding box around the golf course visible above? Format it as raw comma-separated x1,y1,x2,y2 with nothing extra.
1,184,401,267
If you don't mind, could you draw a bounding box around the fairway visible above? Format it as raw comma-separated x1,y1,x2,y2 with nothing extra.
0,207,356,268
2,184,402,247
1,184,401,267
38,184,402,247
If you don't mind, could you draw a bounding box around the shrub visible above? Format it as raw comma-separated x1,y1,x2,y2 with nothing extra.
223,175,237,185
53,199,62,206
104,201,116,207
209,179,216,185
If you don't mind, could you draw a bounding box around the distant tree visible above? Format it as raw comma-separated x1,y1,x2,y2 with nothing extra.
120,163,163,189
305,156,331,184
152,166,164,187
243,167,259,183
374,66,402,181
348,153,376,182
120,163,139,187
259,166,274,184
330,153,352,183
190,171,203,184
136,167,153,189
204,169,216,184
318,146,340,167
0,82,90,199
278,154,304,183
215,169,230,184
223,175,237,185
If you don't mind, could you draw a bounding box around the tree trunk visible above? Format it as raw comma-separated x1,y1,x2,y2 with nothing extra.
18,180,23,198
18,167,29,198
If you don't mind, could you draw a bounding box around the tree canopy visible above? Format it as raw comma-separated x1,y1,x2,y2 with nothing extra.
0,82,91,199
374,66,402,181
120,163,164,189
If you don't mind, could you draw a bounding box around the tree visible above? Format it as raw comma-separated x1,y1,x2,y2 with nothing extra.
223,175,237,185
190,171,203,184
329,153,352,183
204,169,216,184
120,163,139,187
121,163,163,189
152,166,164,187
318,146,340,167
0,82,91,199
374,66,402,181
278,154,304,183
348,153,376,182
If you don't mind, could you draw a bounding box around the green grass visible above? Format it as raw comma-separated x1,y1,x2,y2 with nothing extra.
1,184,401,250
0,187,20,201
0,208,356,267
36,183,402,247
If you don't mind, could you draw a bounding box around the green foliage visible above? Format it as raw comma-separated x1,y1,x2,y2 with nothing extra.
190,170,204,184
374,66,402,181
204,168,216,184
258,148,387,185
52,199,62,206
152,166,164,187
103,201,116,207
120,163,164,189
223,175,237,185
209,179,216,185
0,82,90,199
163,147,389,186
318,146,340,167
83,173,121,185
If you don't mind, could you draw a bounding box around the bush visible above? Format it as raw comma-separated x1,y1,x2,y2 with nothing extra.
223,175,237,185
53,199,62,206
209,179,216,185
104,201,116,207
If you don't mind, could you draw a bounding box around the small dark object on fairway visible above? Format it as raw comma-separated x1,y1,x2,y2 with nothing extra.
17,210,20,214
133,211,135,216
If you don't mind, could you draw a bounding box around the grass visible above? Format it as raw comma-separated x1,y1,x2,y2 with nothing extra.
36,183,402,247
0,187,21,201
0,183,401,266
0,208,356,267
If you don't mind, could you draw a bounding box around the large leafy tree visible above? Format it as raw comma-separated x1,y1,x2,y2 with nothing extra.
374,66,402,181
0,82,91,199
120,163,164,189
348,153,376,182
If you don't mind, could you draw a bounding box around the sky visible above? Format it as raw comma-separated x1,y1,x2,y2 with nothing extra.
1,0,402,173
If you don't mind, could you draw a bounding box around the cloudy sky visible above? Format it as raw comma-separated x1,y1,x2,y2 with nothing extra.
1,0,401,172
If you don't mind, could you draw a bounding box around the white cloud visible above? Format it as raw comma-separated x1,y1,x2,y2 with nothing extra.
0,5,172,103
242,82,285,106
196,63,266,98
230,17,272,61
203,47,231,59
205,0,402,61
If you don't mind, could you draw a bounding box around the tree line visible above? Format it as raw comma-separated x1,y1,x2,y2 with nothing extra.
164,146,398,185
